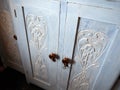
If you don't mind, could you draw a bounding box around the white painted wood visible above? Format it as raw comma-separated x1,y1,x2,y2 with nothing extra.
65,3,120,90
57,1,70,90
93,29,120,90
67,0,120,9
8,1,32,81
1,1,120,90
22,1,60,90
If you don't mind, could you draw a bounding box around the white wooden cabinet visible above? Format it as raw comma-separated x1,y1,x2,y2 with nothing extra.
1,0,120,90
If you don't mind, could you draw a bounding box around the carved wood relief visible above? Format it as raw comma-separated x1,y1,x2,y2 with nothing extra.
70,30,108,90
0,10,22,65
34,55,48,81
26,14,47,49
26,13,48,80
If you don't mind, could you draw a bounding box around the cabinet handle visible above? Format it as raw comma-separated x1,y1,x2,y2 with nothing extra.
62,58,75,68
49,53,59,62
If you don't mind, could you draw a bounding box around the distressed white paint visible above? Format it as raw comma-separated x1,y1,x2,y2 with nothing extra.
26,13,48,82
70,30,108,90
2,0,120,90
67,0,120,9
23,1,60,90
26,14,47,49
34,55,48,81
66,3,120,90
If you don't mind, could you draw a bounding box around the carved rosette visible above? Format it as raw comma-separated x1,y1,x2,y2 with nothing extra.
26,14,47,49
0,10,22,65
70,30,108,90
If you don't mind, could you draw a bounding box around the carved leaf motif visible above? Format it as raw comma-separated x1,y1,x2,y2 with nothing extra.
70,30,108,90
26,14,47,49
78,30,107,68
71,71,89,90
34,55,48,81
26,14,48,81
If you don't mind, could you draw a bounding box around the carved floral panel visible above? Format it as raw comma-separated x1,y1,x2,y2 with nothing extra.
34,55,48,81
26,13,48,81
26,14,47,49
70,30,108,90
68,16,118,90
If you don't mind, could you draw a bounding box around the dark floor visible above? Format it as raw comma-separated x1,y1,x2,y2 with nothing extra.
0,67,44,90
0,67,119,90
111,75,120,90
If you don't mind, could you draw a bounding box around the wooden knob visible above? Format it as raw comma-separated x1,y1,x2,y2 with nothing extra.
62,58,71,67
62,58,75,68
49,53,59,62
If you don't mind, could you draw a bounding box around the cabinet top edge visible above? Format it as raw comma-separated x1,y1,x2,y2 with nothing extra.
67,0,120,9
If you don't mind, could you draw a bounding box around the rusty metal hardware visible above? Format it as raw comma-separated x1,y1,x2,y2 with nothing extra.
49,53,59,62
62,57,75,68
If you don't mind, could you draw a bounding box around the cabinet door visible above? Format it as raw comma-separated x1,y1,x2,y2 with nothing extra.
0,0,23,72
64,3,120,90
23,1,60,90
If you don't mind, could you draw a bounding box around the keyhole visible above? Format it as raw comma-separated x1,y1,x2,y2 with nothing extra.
13,35,17,40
